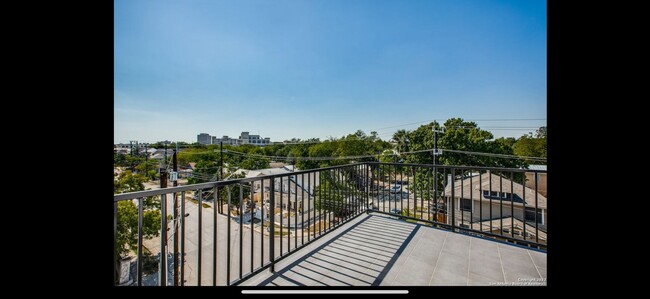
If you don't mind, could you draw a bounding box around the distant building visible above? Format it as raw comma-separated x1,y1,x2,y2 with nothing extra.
524,165,547,197
213,135,240,146
197,133,212,145
239,131,271,146
205,131,272,146
444,172,547,243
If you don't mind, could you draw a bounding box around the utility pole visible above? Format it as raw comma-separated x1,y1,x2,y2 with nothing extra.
144,143,148,176
160,167,167,188
432,124,443,218
219,141,223,214
220,142,224,180
432,124,444,165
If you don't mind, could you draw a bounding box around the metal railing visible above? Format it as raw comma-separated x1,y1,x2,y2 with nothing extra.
114,162,546,286
366,162,547,250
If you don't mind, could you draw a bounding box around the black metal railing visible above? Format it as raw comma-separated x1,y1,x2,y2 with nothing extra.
366,162,547,249
114,163,371,286
113,162,546,286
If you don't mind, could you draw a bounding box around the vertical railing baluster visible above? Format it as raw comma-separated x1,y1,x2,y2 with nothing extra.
479,171,483,232
137,197,143,286
261,179,265,267
522,174,527,241
318,171,321,235
114,201,117,286
173,192,178,286
181,192,185,286
238,184,243,280
450,169,455,232
197,190,202,286
301,173,305,246
287,176,291,253
269,178,275,273
308,173,311,242
535,171,539,243
427,167,431,221
226,188,231,285
280,176,284,256
160,193,167,286
433,166,438,224
470,172,473,231
289,174,298,251
395,166,402,218
442,168,446,226
412,166,416,220
417,166,422,221
251,181,254,274
489,170,492,233
461,170,464,228
213,186,218,286
510,172,515,239
294,173,298,250
389,164,392,214
500,175,503,236
366,164,370,213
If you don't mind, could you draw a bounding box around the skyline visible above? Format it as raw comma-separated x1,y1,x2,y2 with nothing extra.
115,0,546,144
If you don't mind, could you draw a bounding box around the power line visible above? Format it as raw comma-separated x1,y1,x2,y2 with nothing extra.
372,118,546,131
224,147,546,162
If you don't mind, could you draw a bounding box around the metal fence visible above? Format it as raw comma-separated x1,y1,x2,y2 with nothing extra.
114,162,546,286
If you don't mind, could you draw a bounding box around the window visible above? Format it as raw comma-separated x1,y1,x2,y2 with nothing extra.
461,198,472,211
525,207,542,223
482,190,509,198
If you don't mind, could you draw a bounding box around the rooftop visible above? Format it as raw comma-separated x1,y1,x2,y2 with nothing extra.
241,213,546,286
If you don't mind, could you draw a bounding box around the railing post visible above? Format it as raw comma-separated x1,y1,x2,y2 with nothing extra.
160,194,167,286
366,163,370,213
269,177,276,273
137,197,143,286
450,168,455,232
114,201,118,285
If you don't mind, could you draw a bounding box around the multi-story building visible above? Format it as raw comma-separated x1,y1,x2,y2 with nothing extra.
239,131,271,146
197,133,212,145
201,131,272,146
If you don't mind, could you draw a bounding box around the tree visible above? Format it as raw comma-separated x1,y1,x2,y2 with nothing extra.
513,127,547,164
393,129,410,155
188,159,219,184
114,171,163,282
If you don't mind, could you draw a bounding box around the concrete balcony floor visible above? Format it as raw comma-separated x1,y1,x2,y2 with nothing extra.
241,213,546,286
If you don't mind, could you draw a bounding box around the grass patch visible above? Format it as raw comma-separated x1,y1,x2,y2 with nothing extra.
188,198,212,209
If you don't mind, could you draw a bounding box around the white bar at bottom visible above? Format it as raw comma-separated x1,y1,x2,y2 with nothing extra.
242,290,408,294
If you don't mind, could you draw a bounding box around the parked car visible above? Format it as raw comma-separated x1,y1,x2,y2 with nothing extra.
193,189,213,201
389,185,402,194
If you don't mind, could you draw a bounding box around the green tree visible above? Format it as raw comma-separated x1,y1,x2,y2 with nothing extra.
393,129,410,155
114,171,163,282
513,128,547,164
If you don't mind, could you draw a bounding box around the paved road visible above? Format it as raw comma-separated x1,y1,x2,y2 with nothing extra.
141,197,324,286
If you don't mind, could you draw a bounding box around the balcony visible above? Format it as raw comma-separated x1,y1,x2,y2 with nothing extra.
114,162,547,286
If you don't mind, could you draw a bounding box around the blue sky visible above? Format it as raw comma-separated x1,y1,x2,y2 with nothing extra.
114,0,546,143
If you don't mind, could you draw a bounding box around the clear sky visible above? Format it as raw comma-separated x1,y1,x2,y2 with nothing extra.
114,0,546,144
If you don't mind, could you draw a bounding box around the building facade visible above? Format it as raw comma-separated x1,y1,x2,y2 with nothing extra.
198,131,271,146
197,133,212,145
